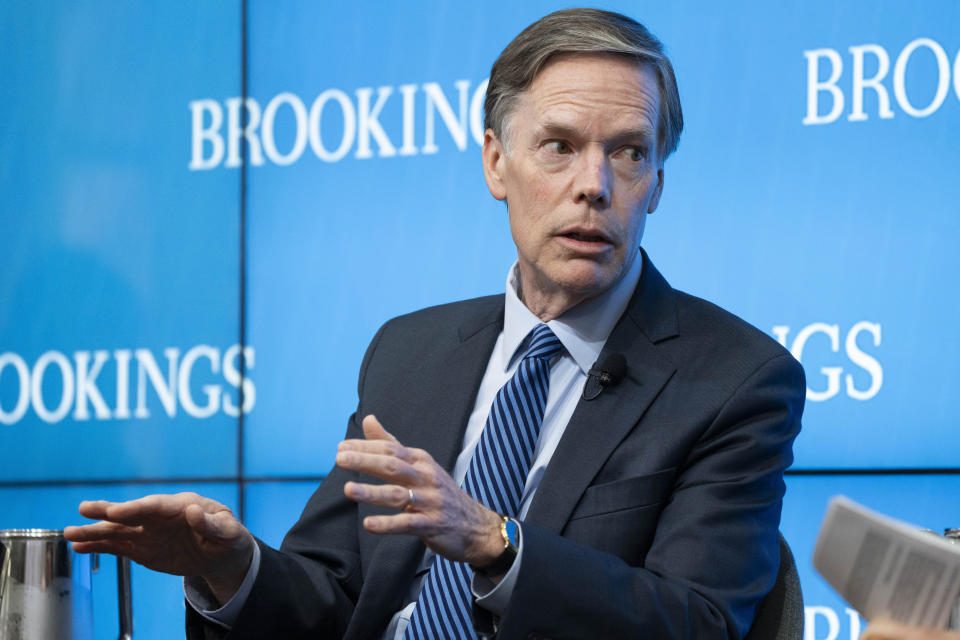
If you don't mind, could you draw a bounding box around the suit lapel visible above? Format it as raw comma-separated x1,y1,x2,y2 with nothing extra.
403,297,505,472
349,297,504,637
526,255,681,533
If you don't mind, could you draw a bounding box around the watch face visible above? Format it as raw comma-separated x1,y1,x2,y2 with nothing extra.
504,518,520,547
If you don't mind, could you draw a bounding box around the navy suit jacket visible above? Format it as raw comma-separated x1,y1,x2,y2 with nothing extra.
188,253,805,639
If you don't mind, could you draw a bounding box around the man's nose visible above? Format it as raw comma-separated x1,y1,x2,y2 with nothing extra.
574,147,611,207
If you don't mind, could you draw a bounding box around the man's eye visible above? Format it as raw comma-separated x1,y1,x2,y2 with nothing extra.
546,141,572,154
625,147,644,161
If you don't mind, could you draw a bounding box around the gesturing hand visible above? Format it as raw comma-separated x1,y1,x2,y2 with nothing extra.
64,492,255,604
337,415,504,568
860,620,960,640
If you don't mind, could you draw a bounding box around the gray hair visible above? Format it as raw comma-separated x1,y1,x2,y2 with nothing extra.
484,8,683,161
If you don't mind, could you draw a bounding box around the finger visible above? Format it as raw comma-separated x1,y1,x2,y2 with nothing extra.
337,438,416,462
106,492,221,526
344,481,417,510
78,500,117,519
100,494,185,525
336,450,418,484
859,621,897,640
861,621,946,640
362,511,430,535
63,521,139,542
185,504,245,543
362,415,400,443
69,540,134,556
182,492,238,516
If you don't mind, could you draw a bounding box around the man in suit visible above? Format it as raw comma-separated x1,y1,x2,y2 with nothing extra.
65,9,805,639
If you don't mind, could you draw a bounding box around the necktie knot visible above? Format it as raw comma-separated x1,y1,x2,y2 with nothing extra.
523,324,562,362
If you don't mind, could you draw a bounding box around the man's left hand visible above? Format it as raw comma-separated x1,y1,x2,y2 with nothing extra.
336,415,505,568
860,620,960,640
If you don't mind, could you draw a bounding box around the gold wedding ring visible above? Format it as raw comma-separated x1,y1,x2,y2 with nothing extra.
406,488,416,512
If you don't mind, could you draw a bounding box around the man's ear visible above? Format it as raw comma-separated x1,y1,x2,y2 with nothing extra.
647,167,664,214
482,129,508,201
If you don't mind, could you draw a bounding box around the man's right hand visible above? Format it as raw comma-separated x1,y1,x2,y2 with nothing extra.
63,492,255,605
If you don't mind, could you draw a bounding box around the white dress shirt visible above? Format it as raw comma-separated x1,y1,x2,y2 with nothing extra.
186,249,644,638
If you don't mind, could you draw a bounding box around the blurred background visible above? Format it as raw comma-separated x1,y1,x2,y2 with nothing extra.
2,1,958,638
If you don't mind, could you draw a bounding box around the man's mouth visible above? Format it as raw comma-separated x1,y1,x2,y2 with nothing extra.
563,232,608,243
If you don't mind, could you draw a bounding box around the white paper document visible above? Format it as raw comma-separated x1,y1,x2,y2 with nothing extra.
814,495,960,629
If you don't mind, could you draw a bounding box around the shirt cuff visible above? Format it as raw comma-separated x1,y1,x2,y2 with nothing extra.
470,522,523,616
183,542,262,629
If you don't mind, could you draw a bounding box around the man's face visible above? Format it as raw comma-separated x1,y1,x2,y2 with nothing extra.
483,53,664,313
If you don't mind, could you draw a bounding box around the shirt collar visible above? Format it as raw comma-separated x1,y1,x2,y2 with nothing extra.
502,248,644,374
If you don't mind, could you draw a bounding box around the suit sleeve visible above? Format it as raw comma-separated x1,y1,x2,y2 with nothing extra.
490,352,805,640
185,325,388,640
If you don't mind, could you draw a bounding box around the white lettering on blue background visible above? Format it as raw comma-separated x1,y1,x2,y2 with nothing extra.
804,605,863,640
0,345,255,425
803,38,960,124
188,79,489,169
773,323,882,402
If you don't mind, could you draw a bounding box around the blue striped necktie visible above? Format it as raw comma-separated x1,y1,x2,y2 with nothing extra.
404,324,563,639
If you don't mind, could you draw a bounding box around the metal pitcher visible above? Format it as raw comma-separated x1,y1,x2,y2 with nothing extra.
0,529,133,640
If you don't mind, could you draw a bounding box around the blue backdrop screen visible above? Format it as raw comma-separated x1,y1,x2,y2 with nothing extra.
2,1,959,638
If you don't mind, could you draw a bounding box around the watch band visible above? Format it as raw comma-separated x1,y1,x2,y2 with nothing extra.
471,515,520,578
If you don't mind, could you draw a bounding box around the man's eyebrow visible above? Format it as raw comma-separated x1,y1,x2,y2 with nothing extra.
538,122,584,139
538,122,656,145
609,130,656,150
